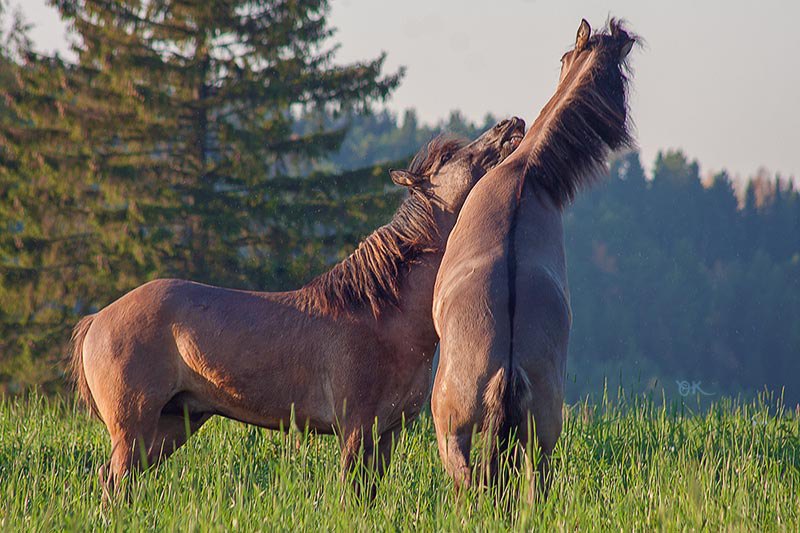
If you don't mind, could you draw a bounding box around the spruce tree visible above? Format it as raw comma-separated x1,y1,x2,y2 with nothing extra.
51,0,402,289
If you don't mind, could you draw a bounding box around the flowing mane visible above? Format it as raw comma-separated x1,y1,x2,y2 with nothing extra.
299,136,465,318
522,18,636,208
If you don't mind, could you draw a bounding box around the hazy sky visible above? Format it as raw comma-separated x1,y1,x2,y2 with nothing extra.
21,0,800,180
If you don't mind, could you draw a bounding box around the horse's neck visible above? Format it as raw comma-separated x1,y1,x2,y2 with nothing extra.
377,250,443,357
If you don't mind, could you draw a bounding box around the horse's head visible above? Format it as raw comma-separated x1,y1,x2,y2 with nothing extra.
389,117,525,215
558,19,636,109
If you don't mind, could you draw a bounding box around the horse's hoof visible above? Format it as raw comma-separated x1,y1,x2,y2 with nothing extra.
98,464,113,504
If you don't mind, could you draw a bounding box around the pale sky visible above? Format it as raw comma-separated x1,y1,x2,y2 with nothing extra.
21,0,800,181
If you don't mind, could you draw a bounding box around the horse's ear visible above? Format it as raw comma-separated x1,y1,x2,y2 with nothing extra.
390,169,421,188
619,38,634,60
576,19,591,50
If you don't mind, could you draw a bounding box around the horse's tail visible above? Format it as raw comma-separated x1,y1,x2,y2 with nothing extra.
69,315,102,420
481,363,533,441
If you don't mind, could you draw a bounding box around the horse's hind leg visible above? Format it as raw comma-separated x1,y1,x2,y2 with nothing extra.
149,411,211,463
88,364,179,497
435,430,473,492
100,409,210,501
517,392,563,499
150,392,213,460
103,411,161,497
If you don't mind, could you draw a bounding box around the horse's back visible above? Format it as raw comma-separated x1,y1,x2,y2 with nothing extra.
432,245,512,432
433,159,522,334
432,166,522,431
510,187,570,439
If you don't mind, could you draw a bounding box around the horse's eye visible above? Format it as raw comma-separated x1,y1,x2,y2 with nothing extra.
441,153,454,165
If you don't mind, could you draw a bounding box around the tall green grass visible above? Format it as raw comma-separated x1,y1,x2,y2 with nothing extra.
1,391,798,531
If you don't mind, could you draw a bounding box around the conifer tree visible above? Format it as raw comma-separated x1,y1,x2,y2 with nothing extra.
0,4,103,392
51,0,402,289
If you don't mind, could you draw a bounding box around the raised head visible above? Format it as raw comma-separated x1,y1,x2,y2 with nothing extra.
560,18,635,81
557,18,637,116
515,18,638,208
390,116,525,215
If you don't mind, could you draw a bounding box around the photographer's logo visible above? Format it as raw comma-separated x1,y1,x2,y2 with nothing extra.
676,380,715,397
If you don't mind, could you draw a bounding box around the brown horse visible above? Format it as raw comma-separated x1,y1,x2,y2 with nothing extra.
432,19,636,493
69,117,525,497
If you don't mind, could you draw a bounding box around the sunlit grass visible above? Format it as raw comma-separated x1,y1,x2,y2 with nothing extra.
1,391,798,531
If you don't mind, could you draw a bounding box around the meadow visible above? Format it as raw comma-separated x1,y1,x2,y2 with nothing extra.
1,391,798,531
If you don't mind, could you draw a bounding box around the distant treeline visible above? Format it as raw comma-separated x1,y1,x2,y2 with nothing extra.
306,110,800,404
566,152,799,403
1,2,798,403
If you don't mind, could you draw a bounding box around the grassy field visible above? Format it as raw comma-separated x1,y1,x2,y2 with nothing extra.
1,392,798,531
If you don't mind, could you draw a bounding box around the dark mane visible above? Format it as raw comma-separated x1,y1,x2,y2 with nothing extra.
523,18,637,209
299,137,465,318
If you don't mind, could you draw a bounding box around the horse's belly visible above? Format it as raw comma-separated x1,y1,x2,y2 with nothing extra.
173,326,337,432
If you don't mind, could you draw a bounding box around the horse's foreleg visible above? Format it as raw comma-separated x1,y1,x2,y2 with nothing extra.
339,424,398,502
367,426,401,483
339,428,363,502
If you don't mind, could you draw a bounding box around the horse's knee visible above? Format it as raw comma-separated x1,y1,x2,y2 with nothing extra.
339,429,362,472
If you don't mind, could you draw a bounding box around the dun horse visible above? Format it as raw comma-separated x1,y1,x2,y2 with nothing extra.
70,118,525,496
432,19,636,492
